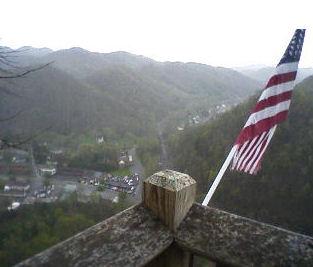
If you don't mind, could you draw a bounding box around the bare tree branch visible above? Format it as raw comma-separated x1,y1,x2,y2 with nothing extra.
0,46,27,69
0,62,53,79
0,126,52,149
0,45,55,149
0,57,23,69
0,110,24,122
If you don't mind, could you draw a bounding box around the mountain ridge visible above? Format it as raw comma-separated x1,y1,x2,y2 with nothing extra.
235,65,313,84
0,45,260,140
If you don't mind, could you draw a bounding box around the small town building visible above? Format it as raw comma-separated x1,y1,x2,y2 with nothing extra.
12,155,28,164
118,160,125,168
96,136,104,144
118,151,133,168
4,181,30,192
50,149,63,155
39,167,57,176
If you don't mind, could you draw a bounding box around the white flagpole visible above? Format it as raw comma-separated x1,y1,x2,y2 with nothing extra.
202,145,237,206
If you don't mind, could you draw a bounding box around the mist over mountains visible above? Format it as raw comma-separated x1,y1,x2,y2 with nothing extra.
1,44,313,265
0,46,260,138
236,65,313,84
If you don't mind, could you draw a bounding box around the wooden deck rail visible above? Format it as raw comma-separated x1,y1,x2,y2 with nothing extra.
17,170,313,267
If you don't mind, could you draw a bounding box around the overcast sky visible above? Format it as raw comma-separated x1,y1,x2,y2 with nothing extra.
1,0,312,68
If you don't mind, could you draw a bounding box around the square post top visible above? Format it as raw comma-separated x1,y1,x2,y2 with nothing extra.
145,170,196,191
143,170,196,231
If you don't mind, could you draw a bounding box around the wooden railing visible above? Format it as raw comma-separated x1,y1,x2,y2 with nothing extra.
17,170,313,267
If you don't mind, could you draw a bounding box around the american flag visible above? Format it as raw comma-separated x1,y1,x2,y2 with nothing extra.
231,29,305,175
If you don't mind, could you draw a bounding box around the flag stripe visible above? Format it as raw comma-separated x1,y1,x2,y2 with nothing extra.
232,141,249,167
244,133,270,173
259,80,295,101
230,29,305,175
234,133,265,170
249,126,276,174
275,62,299,74
237,132,268,171
232,143,247,168
244,100,290,128
202,30,305,207
245,137,269,173
265,72,297,88
253,91,292,113
233,137,259,170
235,110,288,145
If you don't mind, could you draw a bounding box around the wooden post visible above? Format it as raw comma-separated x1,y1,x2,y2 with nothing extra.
143,170,196,267
143,169,196,231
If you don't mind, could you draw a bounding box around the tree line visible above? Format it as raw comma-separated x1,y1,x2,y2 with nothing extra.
0,193,130,266
168,76,313,236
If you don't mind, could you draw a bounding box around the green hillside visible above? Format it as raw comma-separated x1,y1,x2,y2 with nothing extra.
0,65,158,139
0,46,260,142
169,76,313,236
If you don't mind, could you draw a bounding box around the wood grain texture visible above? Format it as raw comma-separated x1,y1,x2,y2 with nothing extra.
16,204,173,267
143,170,196,231
175,203,313,267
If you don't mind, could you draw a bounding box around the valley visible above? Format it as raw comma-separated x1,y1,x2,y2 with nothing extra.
0,45,312,266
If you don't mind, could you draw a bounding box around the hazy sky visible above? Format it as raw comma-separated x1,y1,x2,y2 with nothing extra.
1,0,312,68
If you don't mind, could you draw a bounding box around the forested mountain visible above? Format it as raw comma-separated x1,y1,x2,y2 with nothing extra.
0,46,260,140
0,195,129,266
0,65,158,137
169,76,313,236
42,48,260,102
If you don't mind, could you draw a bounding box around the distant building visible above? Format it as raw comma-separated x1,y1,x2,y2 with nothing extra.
118,160,126,168
39,167,57,176
12,155,28,164
0,148,29,164
96,136,104,144
118,151,133,168
192,116,200,124
4,181,30,192
2,181,30,198
50,149,63,155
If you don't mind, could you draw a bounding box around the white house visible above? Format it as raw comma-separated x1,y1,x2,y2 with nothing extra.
4,181,30,192
118,160,125,168
96,136,104,144
39,167,57,176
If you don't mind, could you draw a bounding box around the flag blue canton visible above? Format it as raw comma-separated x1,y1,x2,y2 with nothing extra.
278,29,305,66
